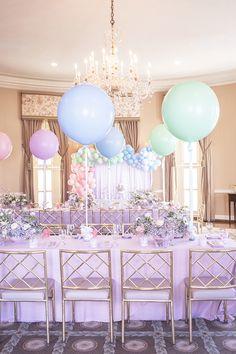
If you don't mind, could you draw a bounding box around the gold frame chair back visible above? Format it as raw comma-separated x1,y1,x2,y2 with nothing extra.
87,223,113,236
186,248,236,343
59,249,113,342
120,249,175,344
39,209,63,224
0,250,54,344
128,209,153,223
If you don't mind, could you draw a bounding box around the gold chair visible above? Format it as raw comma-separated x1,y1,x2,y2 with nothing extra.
87,223,113,235
60,249,113,342
121,249,175,344
39,209,63,224
100,209,124,225
0,250,55,344
128,209,153,223
122,223,134,235
69,209,87,225
41,223,67,235
185,249,236,343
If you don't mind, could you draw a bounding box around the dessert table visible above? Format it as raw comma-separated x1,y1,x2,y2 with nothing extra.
0,236,236,323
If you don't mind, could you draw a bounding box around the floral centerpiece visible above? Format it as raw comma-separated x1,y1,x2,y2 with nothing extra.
0,193,28,209
66,192,96,209
133,203,190,242
129,191,160,208
0,209,42,239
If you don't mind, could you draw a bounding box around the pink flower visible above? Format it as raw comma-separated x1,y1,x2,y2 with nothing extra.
136,225,145,234
92,228,98,237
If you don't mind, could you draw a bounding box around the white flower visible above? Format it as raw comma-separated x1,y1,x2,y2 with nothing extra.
23,223,30,230
145,213,151,218
11,223,18,230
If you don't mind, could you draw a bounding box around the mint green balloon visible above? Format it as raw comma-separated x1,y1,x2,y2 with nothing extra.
150,124,177,156
162,81,220,142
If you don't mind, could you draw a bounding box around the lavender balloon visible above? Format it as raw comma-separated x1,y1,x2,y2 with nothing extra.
0,132,13,160
29,129,59,160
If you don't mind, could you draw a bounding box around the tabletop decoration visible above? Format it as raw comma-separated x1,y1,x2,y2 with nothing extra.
0,193,28,209
129,191,160,208
66,192,96,209
0,208,42,240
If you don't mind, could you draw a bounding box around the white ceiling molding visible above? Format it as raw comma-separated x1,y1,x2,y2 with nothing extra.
1,69,236,94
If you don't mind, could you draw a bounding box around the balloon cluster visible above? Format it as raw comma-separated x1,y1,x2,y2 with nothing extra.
123,145,161,172
72,145,161,172
68,163,96,197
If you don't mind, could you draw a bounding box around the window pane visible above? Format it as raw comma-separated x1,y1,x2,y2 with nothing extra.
184,168,198,189
183,142,197,163
38,170,44,191
46,170,52,190
184,190,198,212
46,192,52,208
38,192,44,206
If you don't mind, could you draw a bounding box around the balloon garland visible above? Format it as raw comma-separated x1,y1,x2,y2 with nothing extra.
71,144,162,172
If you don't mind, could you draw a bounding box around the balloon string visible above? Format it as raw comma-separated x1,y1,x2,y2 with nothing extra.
85,146,88,226
188,142,194,231
43,160,47,209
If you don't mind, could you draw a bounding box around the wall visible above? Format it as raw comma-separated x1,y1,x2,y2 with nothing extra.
210,84,236,219
0,88,22,192
140,92,165,195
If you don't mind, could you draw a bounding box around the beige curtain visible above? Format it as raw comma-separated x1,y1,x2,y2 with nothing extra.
199,137,214,221
22,119,42,202
164,153,176,201
48,120,69,203
118,120,139,152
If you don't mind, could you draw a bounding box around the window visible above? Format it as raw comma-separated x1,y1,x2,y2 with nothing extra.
175,141,201,213
33,121,61,207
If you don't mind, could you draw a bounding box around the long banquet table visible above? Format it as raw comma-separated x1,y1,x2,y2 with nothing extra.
1,236,236,323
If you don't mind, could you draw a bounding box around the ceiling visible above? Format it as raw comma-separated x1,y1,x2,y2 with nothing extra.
1,0,236,92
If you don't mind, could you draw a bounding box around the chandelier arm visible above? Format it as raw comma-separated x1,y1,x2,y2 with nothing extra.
110,0,115,55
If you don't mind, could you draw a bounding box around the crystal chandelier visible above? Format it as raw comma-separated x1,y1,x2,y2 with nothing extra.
74,0,152,117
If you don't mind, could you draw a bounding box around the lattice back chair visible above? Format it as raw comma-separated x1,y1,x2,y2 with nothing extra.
128,209,153,223
100,209,124,225
87,223,113,236
39,209,63,224
122,224,135,236
69,209,90,226
185,249,236,342
41,223,67,236
60,249,113,342
0,250,55,344
121,249,175,344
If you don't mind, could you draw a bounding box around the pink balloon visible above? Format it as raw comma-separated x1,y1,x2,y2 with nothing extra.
0,132,13,160
29,129,59,160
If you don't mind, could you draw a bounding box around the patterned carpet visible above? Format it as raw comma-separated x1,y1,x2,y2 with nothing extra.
0,319,236,353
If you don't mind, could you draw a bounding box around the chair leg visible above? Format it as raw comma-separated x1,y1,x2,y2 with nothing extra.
72,301,75,322
166,303,169,324
223,300,228,323
170,301,175,345
121,300,125,344
45,300,50,344
109,299,114,343
14,302,17,322
127,302,130,323
189,299,193,343
62,300,66,342
51,289,55,323
185,288,188,323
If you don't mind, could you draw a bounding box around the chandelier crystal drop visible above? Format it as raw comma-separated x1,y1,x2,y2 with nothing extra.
74,0,152,117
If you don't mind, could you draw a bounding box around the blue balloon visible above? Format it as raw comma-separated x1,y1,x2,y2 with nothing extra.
96,127,125,159
58,84,115,144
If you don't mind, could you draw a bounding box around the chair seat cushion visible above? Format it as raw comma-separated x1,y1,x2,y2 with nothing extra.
185,277,236,299
1,278,54,301
124,289,170,300
64,277,110,300
64,289,109,300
